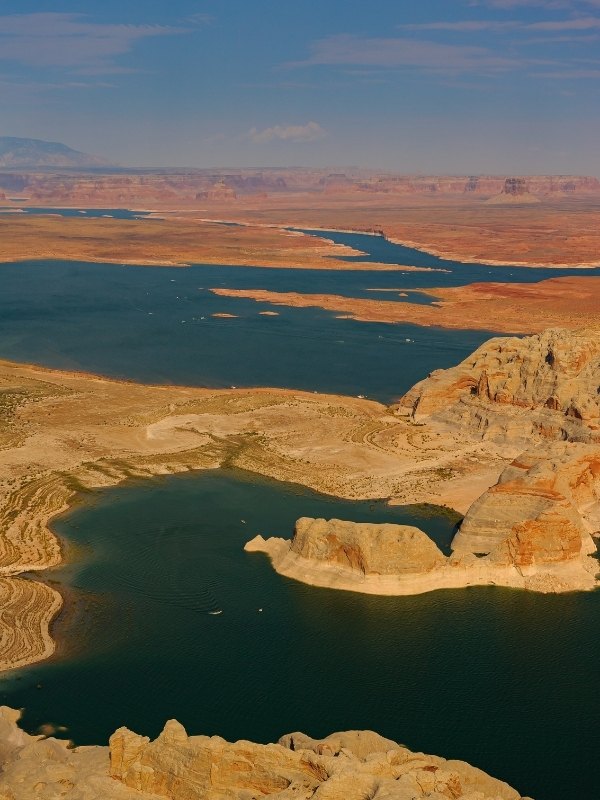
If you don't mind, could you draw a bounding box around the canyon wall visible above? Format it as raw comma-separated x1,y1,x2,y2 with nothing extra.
393,328,600,445
0,169,598,205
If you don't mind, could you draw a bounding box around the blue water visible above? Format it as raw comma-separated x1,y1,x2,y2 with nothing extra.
1,469,597,800
0,207,150,220
2,222,593,403
297,227,600,282
0,260,491,403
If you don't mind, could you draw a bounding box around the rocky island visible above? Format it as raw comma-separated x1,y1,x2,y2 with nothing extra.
0,706,531,799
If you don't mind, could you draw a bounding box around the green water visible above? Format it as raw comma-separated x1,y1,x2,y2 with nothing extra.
2,469,598,800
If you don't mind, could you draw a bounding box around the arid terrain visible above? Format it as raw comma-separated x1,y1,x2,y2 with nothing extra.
1,327,600,670
0,355,514,671
3,169,600,268
0,215,385,270
212,275,600,334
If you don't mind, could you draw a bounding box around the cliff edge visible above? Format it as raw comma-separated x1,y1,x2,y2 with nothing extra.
393,328,600,446
0,706,532,800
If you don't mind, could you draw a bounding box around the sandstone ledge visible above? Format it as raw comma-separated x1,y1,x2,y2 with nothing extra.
0,578,62,671
0,706,532,800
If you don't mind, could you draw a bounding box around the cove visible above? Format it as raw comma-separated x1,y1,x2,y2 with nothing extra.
1,468,598,800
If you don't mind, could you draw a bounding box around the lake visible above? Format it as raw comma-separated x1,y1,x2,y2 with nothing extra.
1,222,597,799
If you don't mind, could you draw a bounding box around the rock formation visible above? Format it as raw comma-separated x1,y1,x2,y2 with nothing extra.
288,517,446,574
453,441,600,559
393,328,600,445
244,328,600,595
0,169,599,206
247,482,599,595
485,178,541,205
0,706,531,799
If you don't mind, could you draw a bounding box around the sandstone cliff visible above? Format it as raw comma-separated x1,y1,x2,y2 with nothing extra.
248,328,600,595
393,328,600,445
0,706,531,799
289,517,446,574
453,442,600,560
245,487,598,595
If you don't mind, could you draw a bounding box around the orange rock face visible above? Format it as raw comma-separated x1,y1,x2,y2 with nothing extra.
108,719,527,800
453,442,600,563
501,512,583,567
289,517,446,575
394,328,600,444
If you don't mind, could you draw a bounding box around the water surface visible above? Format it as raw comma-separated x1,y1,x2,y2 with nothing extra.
1,469,597,800
0,259,491,403
1,219,598,800
0,206,150,220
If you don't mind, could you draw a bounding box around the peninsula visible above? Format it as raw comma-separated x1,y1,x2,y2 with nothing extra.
211,276,600,335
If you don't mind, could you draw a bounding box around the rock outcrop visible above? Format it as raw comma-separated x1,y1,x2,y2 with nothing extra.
453,442,600,560
485,178,541,205
0,707,533,799
245,518,457,595
393,328,600,445
245,490,598,595
289,517,446,574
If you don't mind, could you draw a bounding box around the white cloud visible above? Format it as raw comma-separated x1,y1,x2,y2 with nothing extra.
291,35,521,72
248,121,326,144
0,13,187,71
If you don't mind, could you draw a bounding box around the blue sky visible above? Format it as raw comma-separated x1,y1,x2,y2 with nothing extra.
1,0,599,172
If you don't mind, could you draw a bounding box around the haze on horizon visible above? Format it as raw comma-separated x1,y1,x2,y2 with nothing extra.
1,0,599,174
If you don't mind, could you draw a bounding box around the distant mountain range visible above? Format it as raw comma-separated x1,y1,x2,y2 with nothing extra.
0,137,112,168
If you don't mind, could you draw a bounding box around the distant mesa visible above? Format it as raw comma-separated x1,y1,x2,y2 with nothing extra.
485,177,541,205
0,136,113,169
196,180,237,201
0,165,598,204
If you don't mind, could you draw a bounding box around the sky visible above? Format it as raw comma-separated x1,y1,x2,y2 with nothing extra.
1,0,599,173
